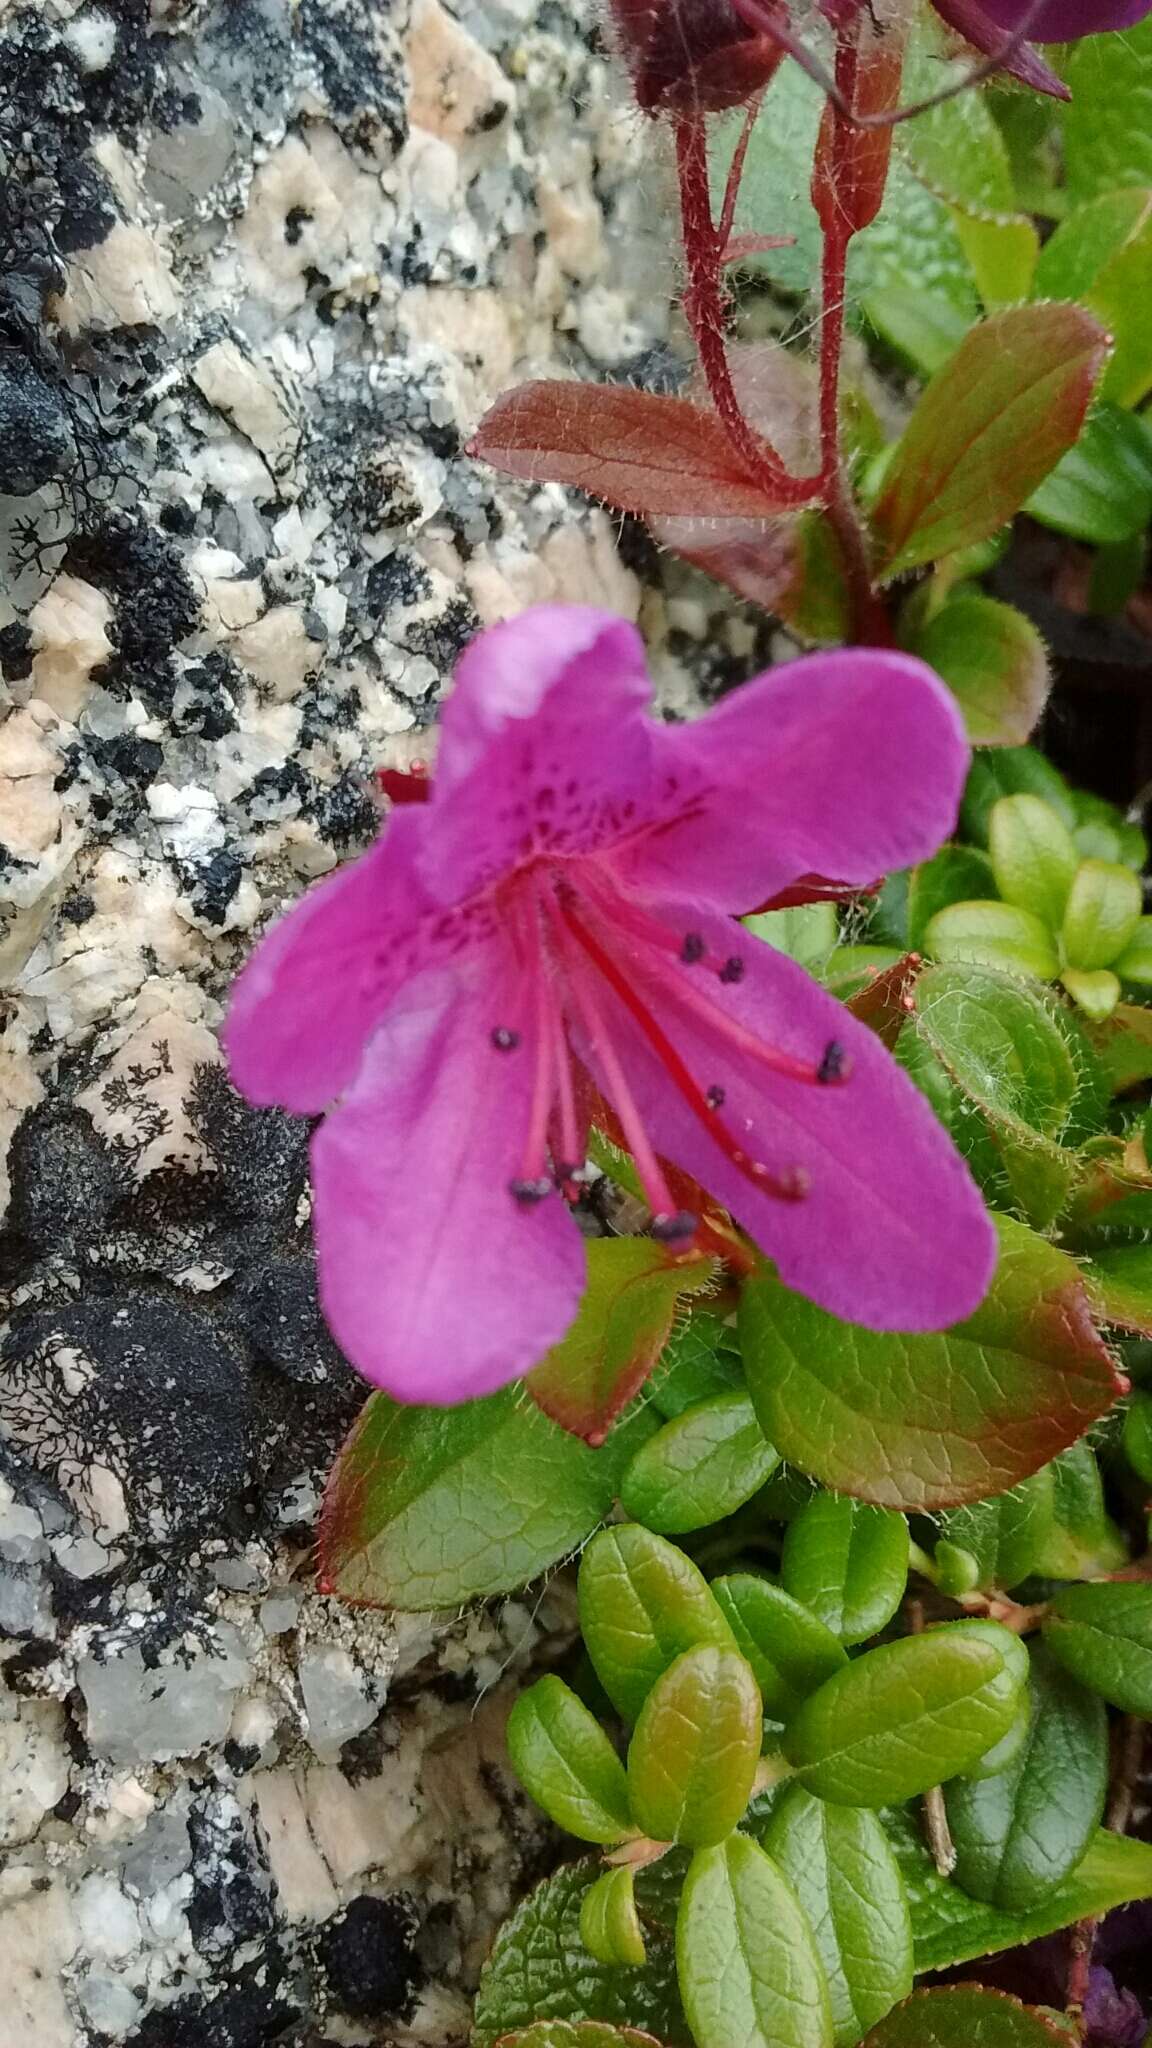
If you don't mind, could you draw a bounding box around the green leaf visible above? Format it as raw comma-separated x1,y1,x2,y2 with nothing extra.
1028,1441,1128,1580
1124,1390,1152,1484
1062,860,1143,973
906,597,1049,749
1086,1244,1152,1337
577,1525,736,1724
782,1621,1027,1808
911,966,1078,1142
872,305,1109,578
988,797,1078,931
761,1787,913,2047
862,1988,1068,2048
952,213,1038,311
884,1802,1152,1971
944,1645,1108,1912
739,1216,1121,1510
494,2025,671,2048
746,903,839,976
1115,916,1152,986
676,1835,832,2048
1084,1003,1152,1093
1059,19,1152,205
906,847,997,953
579,1869,647,1970
648,1318,745,1421
527,1239,719,1446
1033,189,1152,304
471,1859,689,2048
924,899,1060,981
1027,404,1152,546
781,1494,909,1646
711,1576,848,1718
936,1468,1056,1594
620,1393,780,1536
965,1695,1033,1783
319,1389,656,1610
863,289,972,378
1043,1580,1152,1714
961,748,1075,847
507,1677,635,1846
1060,967,1122,1025
627,1646,761,1848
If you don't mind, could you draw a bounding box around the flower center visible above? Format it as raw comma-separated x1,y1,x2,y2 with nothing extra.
495,862,849,1242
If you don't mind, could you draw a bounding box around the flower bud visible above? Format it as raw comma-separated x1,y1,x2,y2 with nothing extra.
607,0,788,114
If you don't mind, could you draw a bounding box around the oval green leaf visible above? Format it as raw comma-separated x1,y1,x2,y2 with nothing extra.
676,1835,832,2048
319,1388,656,1610
620,1392,780,1535
988,796,1078,931
495,2026,670,2048
783,1622,1027,1806
781,1494,909,1645
628,1645,761,1848
711,1575,848,1717
577,1525,736,1724
579,1867,648,1969
936,1467,1056,1594
761,1785,913,2046
924,901,1059,981
944,1645,1108,1911
507,1677,634,1846
649,1318,745,1420
1062,859,1143,973
873,304,1109,578
1043,1580,1152,1713
909,596,1050,749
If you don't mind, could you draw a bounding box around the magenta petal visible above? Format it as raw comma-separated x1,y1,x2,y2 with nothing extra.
223,808,436,1116
310,958,587,1402
624,649,970,917
930,0,1071,92
597,904,996,1331
417,606,664,901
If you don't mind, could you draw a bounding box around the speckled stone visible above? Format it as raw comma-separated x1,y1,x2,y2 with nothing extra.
0,0,772,2040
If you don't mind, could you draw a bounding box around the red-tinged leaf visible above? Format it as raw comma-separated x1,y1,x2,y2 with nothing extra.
470,382,803,518
1086,1003,1152,1093
750,874,882,914
739,1215,1124,1510
844,950,923,1048
527,1237,719,1445
863,1987,1069,2048
873,305,1111,578
722,232,796,265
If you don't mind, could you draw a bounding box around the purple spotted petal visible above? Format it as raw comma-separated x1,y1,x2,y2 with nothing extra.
587,900,996,1331
310,955,587,1402
624,649,970,918
418,606,667,902
224,808,437,1115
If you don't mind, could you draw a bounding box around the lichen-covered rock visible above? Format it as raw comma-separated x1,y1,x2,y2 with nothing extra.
0,0,768,2039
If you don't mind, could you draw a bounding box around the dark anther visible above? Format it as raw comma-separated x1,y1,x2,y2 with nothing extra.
650,1209,698,1243
817,1039,848,1084
706,1084,726,1109
509,1176,553,1205
680,932,706,964
719,955,745,984
491,1027,520,1051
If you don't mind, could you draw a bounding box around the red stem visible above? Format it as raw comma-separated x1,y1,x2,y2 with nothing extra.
674,114,820,507
716,92,763,252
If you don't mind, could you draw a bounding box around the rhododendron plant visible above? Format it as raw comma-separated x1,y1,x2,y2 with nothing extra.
226,607,994,1403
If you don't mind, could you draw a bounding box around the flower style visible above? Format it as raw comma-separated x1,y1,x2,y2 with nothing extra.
226,608,996,1404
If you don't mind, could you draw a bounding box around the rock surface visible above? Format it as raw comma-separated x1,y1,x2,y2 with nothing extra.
0,1,769,2041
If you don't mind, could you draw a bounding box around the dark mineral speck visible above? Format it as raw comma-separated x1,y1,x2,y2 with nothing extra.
317,1895,423,2022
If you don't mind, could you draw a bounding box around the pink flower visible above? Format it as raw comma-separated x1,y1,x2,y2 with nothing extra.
225,609,995,1404
939,0,1152,43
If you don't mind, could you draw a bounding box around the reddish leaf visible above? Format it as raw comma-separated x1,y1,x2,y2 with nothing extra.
496,2027,671,2048
751,873,882,914
873,305,1110,578
1084,1246,1152,1338
844,950,923,1048
740,1215,1124,1510
1086,1003,1152,1093
527,1237,719,1445
470,382,805,519
864,1988,1069,2048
